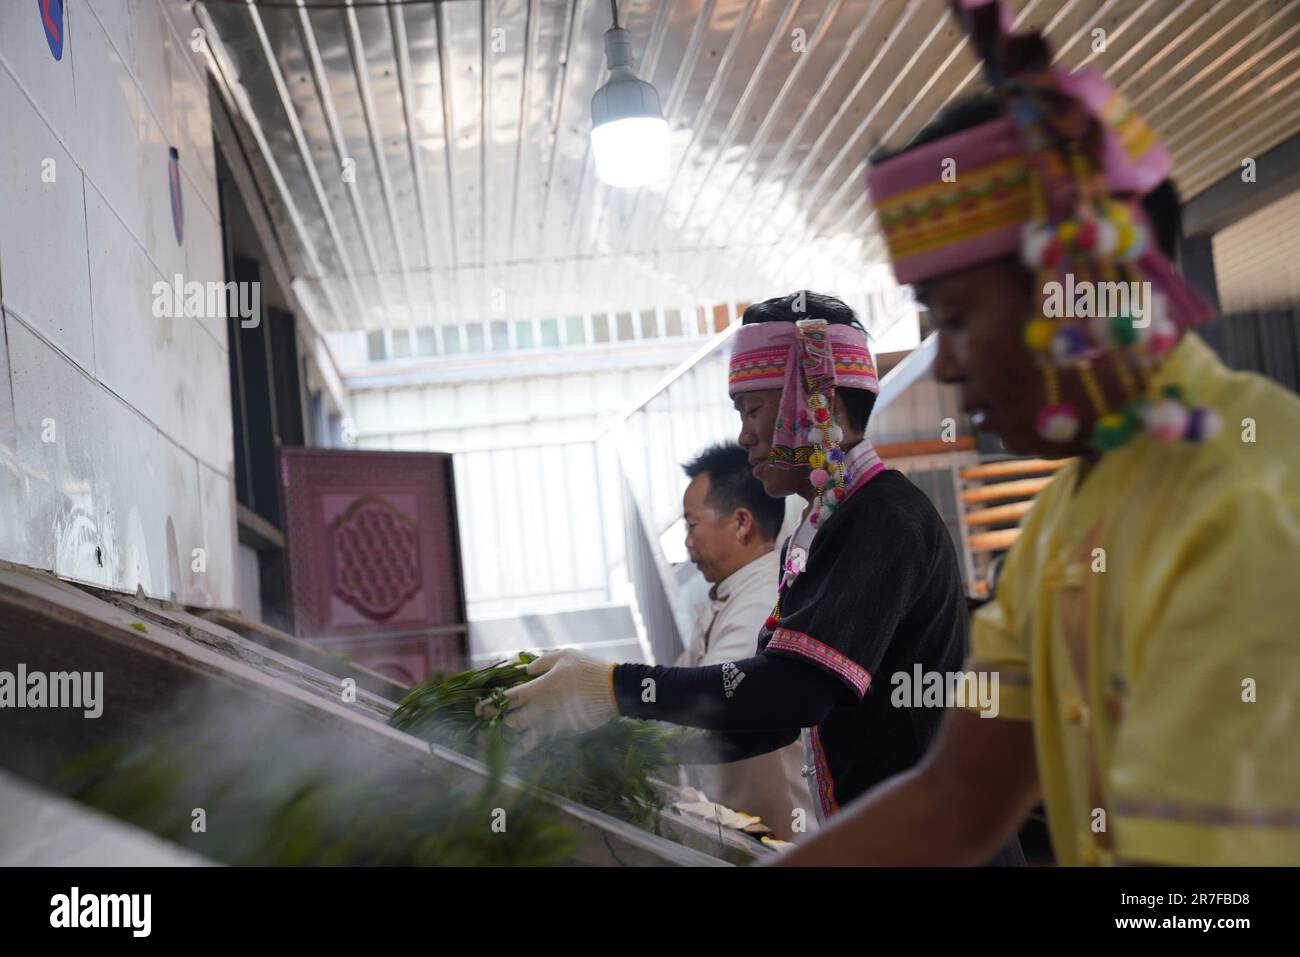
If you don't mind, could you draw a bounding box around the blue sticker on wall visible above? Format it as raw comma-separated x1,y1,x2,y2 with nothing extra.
168,147,184,245
39,0,64,61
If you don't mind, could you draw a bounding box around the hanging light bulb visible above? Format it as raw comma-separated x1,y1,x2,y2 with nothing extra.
590,3,668,188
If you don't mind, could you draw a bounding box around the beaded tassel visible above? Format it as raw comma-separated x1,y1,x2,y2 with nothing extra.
805,391,848,527
1015,116,1218,450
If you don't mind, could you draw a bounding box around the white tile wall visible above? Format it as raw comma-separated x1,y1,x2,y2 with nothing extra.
0,0,235,607
163,10,218,224
184,190,227,351
84,183,231,476
5,315,224,602
197,460,237,609
0,67,96,370
0,312,20,562
86,0,173,137
69,2,156,261
0,1,78,136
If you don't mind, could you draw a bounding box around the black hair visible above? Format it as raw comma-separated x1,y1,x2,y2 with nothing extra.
870,92,1183,292
682,442,785,541
740,290,877,433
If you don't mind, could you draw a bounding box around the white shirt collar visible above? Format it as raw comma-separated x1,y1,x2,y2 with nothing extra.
710,547,779,603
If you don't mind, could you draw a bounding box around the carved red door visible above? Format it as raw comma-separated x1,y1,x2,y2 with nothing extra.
280,448,468,685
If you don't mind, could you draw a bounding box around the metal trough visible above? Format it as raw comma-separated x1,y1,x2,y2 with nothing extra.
0,562,761,866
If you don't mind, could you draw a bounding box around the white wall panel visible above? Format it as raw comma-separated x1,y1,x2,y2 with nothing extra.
84,184,230,478
0,67,95,371
85,181,168,423
6,314,209,600
0,310,21,562
86,0,173,140
137,114,188,284
70,0,154,257
0,0,235,608
183,198,228,351
186,320,233,477
0,0,78,136
197,460,235,608
163,7,219,223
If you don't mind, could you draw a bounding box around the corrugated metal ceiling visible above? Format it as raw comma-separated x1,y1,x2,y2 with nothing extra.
187,0,1300,332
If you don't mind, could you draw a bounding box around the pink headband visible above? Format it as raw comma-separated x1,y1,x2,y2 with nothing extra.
730,319,877,468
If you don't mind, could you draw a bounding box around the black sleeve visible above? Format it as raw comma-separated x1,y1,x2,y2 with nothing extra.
763,480,932,700
613,653,840,732
666,727,801,766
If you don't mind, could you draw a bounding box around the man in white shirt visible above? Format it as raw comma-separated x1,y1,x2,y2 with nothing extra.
677,443,815,841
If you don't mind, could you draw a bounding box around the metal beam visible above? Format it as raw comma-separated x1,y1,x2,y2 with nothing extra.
296,1,395,328
341,0,420,328
1180,234,1220,311
194,2,355,333
1182,130,1300,237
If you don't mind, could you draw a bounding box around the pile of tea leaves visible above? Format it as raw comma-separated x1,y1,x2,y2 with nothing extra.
59,691,579,867
390,653,684,831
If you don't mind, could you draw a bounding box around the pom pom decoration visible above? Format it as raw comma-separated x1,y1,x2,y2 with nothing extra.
1025,318,1056,355
1094,218,1118,256
826,425,844,443
1114,222,1136,255
1140,398,1189,443
1051,325,1090,363
1020,224,1054,269
1161,384,1187,404
1036,403,1080,442
1110,314,1139,347
809,451,826,469
810,468,830,487
1184,407,1222,443
807,428,824,444
1107,200,1131,224
1093,412,1133,450
1145,317,1179,357
813,407,830,424
1074,219,1098,251
1007,103,1216,457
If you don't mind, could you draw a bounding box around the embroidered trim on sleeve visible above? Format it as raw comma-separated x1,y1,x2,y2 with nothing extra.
811,726,839,818
768,628,872,698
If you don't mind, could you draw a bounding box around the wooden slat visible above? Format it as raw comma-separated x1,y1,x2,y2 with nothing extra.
968,528,1022,552
961,477,1054,504
964,500,1035,527
875,436,978,458
237,502,286,550
960,458,1072,481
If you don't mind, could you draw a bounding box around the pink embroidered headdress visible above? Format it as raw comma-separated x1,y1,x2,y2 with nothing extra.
866,0,1220,450
729,317,880,526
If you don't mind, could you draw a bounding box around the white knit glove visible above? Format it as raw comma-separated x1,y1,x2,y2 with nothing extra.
477,650,618,752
